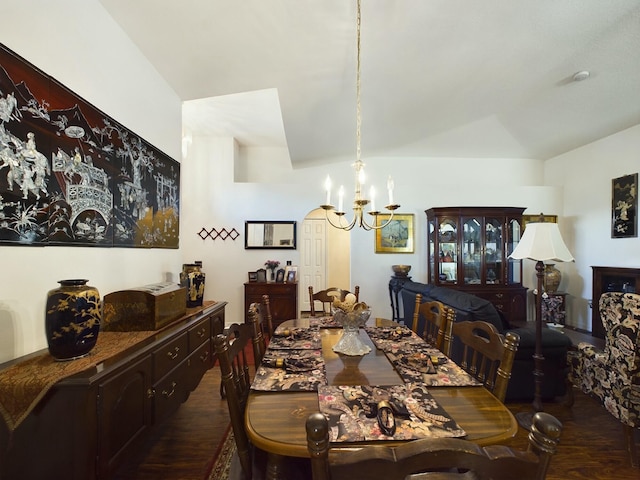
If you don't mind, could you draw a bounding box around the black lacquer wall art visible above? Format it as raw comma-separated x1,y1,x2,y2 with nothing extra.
0,43,179,247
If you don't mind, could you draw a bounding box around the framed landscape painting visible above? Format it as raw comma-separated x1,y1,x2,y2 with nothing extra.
375,214,414,253
522,214,557,231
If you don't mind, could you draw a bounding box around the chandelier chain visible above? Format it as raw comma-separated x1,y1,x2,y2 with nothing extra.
319,0,399,231
356,0,362,165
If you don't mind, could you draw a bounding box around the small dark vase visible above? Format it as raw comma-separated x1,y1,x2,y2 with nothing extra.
45,279,101,361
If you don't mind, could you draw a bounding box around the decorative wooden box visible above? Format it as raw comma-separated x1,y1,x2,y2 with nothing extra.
102,282,187,331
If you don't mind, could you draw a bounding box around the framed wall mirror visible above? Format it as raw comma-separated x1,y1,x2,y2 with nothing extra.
245,221,297,249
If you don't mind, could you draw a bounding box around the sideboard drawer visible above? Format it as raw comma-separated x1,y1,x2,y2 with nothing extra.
185,340,212,392
153,361,188,423
153,333,188,379
188,316,210,350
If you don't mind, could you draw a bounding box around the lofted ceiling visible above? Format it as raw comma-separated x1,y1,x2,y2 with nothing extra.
100,0,640,166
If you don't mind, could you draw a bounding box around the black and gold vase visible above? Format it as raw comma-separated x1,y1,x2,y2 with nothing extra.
180,263,205,307
544,264,561,293
45,279,101,361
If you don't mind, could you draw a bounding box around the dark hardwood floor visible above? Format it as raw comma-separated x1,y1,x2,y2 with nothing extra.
116,366,638,480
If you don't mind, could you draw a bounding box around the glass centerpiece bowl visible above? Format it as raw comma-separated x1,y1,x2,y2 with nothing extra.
331,306,372,356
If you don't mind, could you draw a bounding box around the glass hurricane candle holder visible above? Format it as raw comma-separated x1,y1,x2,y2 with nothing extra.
332,307,371,356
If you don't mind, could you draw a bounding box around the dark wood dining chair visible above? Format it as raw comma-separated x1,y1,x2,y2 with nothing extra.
214,323,256,479
218,303,267,399
257,294,274,341
411,293,454,353
309,285,360,316
306,410,562,480
448,320,520,403
247,302,267,366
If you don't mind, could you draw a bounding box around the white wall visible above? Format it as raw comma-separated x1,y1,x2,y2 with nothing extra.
181,134,564,327
3,1,636,363
0,0,182,362
545,124,640,331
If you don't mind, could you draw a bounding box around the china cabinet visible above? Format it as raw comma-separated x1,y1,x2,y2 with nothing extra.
425,207,527,324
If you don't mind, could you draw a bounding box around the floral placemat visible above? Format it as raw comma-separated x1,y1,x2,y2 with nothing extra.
385,344,481,387
318,383,466,442
251,349,327,391
365,326,481,387
365,325,425,349
267,328,322,350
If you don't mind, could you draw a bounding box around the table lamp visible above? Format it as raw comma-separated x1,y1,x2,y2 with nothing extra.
509,221,574,429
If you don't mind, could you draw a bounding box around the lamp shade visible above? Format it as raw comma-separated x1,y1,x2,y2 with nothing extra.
509,222,574,262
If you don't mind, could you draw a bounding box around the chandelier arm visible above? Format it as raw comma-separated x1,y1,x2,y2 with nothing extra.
324,208,358,231
363,210,396,230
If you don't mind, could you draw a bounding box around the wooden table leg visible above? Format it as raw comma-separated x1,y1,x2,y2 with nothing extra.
265,453,287,480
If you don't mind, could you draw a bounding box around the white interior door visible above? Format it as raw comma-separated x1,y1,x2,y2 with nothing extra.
300,218,327,312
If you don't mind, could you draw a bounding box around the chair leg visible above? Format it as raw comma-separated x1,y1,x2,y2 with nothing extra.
624,424,639,468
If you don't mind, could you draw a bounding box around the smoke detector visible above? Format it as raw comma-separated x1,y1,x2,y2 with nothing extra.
572,71,590,82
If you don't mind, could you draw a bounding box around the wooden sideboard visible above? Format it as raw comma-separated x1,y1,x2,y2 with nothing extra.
592,266,640,338
0,301,226,480
244,282,298,328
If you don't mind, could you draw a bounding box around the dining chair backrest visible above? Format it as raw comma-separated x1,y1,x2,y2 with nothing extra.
411,294,454,353
259,294,274,340
213,322,256,479
309,286,360,316
448,320,519,403
247,302,267,366
306,411,562,480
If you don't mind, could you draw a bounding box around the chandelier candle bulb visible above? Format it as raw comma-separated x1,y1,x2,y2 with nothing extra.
338,185,345,212
324,175,332,205
387,176,394,205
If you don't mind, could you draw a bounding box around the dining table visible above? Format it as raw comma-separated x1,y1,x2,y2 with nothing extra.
244,316,518,480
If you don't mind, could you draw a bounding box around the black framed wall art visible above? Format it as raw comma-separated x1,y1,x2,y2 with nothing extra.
612,173,637,238
0,43,180,247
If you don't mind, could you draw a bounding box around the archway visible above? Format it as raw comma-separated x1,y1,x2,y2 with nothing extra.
298,208,351,313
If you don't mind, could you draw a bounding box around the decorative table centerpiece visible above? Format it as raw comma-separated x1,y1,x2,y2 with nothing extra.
331,293,371,356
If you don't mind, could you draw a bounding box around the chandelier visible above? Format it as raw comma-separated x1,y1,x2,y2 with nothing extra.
320,0,399,231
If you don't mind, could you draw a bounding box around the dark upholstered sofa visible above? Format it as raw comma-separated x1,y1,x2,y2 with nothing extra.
399,280,573,402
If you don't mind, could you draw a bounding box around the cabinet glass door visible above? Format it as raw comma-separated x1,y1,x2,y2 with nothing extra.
507,218,522,284
485,217,503,284
428,219,436,283
438,218,457,283
462,217,481,285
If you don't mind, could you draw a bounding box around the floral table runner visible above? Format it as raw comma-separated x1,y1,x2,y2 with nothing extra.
251,349,327,391
318,383,466,442
0,330,157,431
